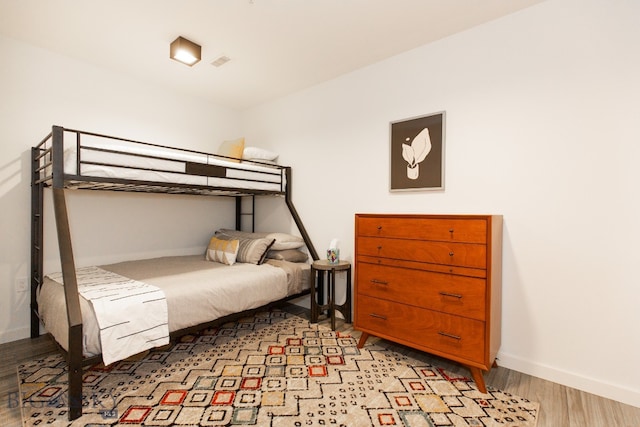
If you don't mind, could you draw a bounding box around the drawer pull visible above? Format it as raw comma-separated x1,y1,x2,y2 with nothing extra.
371,279,388,285
449,251,454,257
439,291,463,299
377,246,383,250
449,228,454,233
438,331,461,340
377,226,383,230
369,313,387,320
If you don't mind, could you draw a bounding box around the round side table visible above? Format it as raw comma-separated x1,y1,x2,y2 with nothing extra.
310,259,352,330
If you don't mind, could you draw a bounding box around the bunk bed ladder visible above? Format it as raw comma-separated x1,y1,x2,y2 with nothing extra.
236,195,256,232
30,148,44,338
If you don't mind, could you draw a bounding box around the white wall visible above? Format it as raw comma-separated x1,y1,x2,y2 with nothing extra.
0,35,241,344
243,0,640,407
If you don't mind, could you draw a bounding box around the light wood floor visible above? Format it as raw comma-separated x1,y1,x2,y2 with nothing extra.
2,304,639,426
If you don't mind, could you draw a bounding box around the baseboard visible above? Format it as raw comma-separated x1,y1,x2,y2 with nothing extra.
497,351,640,409
0,326,32,345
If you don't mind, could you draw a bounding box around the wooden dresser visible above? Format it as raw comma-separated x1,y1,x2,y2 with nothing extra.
354,214,502,392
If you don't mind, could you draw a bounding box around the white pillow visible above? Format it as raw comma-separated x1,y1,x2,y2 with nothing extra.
266,249,309,263
217,229,268,239
266,232,305,250
242,146,279,161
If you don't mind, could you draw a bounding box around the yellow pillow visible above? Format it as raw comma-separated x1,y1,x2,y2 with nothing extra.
206,237,239,265
217,137,245,163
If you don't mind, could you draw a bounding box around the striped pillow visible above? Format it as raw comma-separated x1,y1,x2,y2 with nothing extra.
216,232,275,265
235,237,276,265
206,237,240,265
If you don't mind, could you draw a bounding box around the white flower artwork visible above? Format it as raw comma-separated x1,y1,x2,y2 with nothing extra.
401,127,432,180
389,111,444,192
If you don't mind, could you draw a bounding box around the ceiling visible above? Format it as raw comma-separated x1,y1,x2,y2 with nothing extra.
0,0,544,110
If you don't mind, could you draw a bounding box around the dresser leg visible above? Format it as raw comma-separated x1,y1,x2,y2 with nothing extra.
357,332,370,348
468,366,487,393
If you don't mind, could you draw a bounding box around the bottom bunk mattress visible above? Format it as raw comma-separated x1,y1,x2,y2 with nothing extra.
37,255,310,361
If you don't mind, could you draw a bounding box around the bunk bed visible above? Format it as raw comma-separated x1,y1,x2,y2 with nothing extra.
30,125,320,420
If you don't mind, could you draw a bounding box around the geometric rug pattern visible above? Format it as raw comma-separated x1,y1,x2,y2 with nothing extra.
18,311,538,426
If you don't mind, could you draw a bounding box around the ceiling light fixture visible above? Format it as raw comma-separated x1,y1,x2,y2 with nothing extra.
170,36,201,66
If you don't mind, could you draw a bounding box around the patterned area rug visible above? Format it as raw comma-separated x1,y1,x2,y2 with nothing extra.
18,311,538,426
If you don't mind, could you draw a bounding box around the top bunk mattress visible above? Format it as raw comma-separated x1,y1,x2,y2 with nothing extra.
36,127,286,194
37,255,310,358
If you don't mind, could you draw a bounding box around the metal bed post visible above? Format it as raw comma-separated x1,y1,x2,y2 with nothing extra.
51,126,84,420
250,196,255,231
284,167,319,261
235,197,242,230
283,167,324,306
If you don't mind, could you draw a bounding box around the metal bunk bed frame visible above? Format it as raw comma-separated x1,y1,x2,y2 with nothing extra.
30,125,319,420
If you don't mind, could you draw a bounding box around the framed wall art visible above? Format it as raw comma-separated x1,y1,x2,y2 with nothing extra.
389,111,445,192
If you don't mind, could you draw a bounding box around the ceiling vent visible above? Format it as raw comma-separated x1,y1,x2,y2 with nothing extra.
211,56,231,67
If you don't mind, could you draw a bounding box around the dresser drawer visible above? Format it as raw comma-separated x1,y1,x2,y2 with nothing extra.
357,262,486,320
357,216,487,244
357,255,486,278
357,236,486,269
355,295,485,364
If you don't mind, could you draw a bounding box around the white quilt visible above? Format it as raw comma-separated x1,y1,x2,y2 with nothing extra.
46,266,169,365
